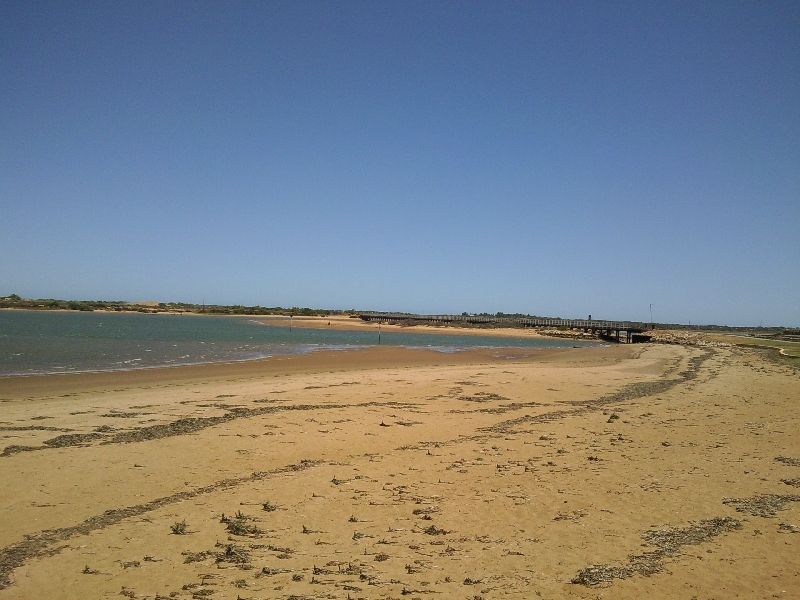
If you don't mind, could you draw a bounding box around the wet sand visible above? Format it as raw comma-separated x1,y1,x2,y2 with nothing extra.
0,342,797,599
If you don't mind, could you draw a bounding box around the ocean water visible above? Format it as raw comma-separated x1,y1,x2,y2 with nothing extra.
0,311,600,377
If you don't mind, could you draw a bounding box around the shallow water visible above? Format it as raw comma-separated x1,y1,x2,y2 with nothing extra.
0,311,599,376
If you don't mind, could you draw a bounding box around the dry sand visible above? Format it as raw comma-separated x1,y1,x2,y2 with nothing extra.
0,341,798,599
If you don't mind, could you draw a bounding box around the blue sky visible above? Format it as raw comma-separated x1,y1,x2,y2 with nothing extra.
2,1,798,326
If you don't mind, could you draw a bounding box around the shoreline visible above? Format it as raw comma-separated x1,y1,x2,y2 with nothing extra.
0,312,602,384
0,344,615,402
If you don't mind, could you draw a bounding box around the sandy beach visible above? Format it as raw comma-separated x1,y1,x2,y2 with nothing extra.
248,314,563,338
0,340,798,599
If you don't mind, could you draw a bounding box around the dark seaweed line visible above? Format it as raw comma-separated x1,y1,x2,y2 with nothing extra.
0,426,72,432
572,517,742,586
0,459,321,590
397,350,714,451
1,400,417,457
481,350,713,434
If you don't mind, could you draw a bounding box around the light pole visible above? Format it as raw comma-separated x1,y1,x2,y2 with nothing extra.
649,304,653,330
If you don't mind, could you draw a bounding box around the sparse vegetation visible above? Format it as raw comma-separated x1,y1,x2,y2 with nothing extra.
170,520,188,535
225,513,261,536
423,525,449,535
0,294,350,316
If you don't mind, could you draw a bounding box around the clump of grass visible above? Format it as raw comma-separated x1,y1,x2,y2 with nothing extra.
216,544,250,564
221,511,262,535
260,566,291,575
227,517,262,536
292,573,304,581
412,507,438,516
262,501,278,511
182,551,212,564
82,565,99,574
170,520,188,535
374,553,389,562
423,525,449,535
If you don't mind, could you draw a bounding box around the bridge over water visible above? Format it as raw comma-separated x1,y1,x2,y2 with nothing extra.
358,313,649,342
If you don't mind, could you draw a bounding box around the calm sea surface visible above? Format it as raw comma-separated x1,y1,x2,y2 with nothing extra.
0,311,600,377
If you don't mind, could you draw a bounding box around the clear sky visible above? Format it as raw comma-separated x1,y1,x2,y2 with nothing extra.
2,2,798,326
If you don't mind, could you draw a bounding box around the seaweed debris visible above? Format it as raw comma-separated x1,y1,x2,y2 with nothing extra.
107,401,416,445
0,426,71,432
572,517,741,587
3,401,418,457
483,351,713,435
722,494,800,517
458,392,510,403
42,433,105,448
0,445,39,457
0,459,320,590
3,436,103,456
101,412,145,418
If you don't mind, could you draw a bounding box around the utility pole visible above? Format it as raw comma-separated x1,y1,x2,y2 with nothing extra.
649,304,653,330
